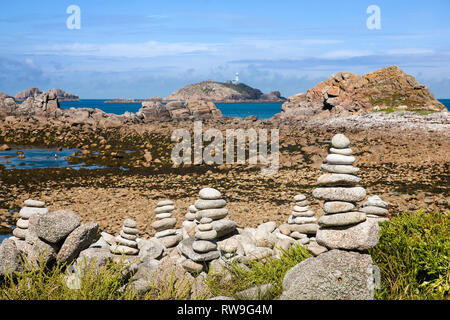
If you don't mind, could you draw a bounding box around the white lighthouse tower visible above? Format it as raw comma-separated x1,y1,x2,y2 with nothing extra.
233,72,240,84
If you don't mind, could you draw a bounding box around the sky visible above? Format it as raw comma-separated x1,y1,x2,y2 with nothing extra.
1,0,450,99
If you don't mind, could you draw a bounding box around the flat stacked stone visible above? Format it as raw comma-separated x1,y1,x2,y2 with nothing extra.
152,200,181,248
361,195,389,222
13,199,48,240
287,194,317,245
313,134,379,253
110,218,139,255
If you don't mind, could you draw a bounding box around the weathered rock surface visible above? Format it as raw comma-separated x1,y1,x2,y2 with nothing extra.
37,210,82,244
57,222,99,264
278,66,446,119
280,249,375,300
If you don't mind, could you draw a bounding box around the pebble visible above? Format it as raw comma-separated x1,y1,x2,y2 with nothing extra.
312,187,366,202
289,223,318,235
16,218,29,229
110,245,139,255
318,212,366,227
323,201,356,214
184,212,197,221
23,199,46,208
188,205,198,213
329,147,353,155
321,164,360,174
155,229,177,238
115,235,138,248
200,217,213,224
12,227,27,239
194,199,227,210
155,212,173,219
317,173,360,186
123,218,137,228
155,205,175,214
195,230,217,241
360,206,389,216
197,208,229,220
122,226,139,235
295,200,308,207
331,134,350,149
292,217,317,225
120,230,137,240
199,188,222,200
193,240,217,253
19,207,48,219
363,195,389,209
197,223,213,232
293,205,309,212
152,218,177,231
291,210,315,217
294,194,306,201
158,234,182,248
290,232,308,239
157,200,174,207
326,154,355,165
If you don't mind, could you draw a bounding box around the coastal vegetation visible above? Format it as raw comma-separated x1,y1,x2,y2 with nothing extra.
1,210,448,300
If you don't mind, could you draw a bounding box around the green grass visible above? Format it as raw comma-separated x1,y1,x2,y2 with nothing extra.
370,210,449,300
205,244,312,299
370,107,439,115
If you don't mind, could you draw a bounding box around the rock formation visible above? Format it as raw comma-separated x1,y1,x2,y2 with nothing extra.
361,195,390,223
280,134,380,300
182,204,199,239
15,88,79,102
152,200,181,249
165,80,286,102
285,194,317,245
110,218,139,256
279,66,446,119
13,199,48,240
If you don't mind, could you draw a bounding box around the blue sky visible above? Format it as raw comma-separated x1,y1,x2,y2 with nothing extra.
1,0,449,98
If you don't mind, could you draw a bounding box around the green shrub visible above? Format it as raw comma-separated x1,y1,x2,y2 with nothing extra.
370,210,449,300
206,244,311,299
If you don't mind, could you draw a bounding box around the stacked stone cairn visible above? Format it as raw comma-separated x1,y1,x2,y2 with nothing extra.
13,199,48,240
312,134,380,253
190,188,228,261
110,218,139,256
287,194,317,245
182,204,199,239
152,200,181,248
361,195,390,223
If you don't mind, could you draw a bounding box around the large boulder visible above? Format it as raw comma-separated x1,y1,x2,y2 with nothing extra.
137,101,171,121
0,238,23,278
280,249,375,300
37,210,82,244
316,219,380,251
57,222,99,264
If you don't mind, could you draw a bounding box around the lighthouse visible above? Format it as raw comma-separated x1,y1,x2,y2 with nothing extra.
233,72,240,84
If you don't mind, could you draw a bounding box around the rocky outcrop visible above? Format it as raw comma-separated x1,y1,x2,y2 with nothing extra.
15,88,79,102
47,88,79,101
137,100,222,121
279,66,446,119
165,80,286,102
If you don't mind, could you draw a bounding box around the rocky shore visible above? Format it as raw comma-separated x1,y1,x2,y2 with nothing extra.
0,110,448,238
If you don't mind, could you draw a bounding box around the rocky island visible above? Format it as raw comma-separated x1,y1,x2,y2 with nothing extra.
14,88,79,102
164,80,286,103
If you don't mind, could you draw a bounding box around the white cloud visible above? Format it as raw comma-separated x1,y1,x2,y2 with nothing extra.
321,50,373,59
386,48,435,55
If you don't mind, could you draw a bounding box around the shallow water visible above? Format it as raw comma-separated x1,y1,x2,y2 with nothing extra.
0,147,107,170
0,234,12,244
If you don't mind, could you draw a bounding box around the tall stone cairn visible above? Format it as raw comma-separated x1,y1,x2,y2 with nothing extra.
110,218,139,255
152,200,181,248
287,194,317,245
313,134,380,252
13,199,48,240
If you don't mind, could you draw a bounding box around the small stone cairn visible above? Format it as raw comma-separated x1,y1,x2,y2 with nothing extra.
13,199,48,240
182,204,199,239
192,217,219,259
110,218,139,256
312,134,380,253
152,200,180,248
287,194,317,245
361,195,390,222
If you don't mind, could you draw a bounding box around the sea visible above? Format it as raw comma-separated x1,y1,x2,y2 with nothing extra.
60,99,450,119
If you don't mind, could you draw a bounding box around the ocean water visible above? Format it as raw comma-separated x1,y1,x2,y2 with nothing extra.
60,99,450,119
59,100,283,119
0,148,107,170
